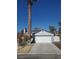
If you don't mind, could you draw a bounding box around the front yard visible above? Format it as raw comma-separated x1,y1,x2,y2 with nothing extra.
17,44,33,53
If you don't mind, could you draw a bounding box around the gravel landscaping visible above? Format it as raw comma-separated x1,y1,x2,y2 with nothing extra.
17,44,33,53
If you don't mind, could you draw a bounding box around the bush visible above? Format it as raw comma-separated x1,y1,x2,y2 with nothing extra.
18,34,32,46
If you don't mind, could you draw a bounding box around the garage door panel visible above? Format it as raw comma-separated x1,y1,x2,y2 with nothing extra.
35,36,52,43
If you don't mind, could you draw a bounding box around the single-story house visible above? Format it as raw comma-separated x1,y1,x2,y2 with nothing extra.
35,30,54,43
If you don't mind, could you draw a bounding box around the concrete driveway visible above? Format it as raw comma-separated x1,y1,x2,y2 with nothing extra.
17,43,61,59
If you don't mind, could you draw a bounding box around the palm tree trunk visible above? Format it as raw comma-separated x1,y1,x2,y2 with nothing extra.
28,0,32,39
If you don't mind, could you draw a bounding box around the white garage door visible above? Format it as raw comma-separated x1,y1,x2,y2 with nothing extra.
35,36,52,43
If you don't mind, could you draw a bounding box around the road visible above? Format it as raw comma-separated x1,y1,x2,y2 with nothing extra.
17,43,61,59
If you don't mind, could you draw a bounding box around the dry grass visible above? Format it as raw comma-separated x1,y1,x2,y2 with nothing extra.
17,44,33,53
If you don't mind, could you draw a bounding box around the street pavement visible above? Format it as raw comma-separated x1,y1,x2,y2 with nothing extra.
17,43,61,59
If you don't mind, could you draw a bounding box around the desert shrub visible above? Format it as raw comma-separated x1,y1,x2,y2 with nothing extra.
19,36,26,46
18,34,32,46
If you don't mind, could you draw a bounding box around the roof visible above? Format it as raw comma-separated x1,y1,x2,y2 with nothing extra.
35,30,53,36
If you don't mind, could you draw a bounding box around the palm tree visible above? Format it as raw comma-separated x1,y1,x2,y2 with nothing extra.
27,0,37,39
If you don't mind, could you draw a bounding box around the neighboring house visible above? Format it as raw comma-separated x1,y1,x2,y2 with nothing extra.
35,30,54,43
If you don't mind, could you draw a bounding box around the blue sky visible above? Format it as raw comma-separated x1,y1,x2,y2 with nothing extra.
17,0,61,32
